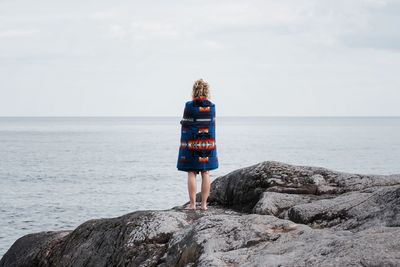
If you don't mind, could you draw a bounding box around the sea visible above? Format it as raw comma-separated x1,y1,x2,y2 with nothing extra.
1,116,399,257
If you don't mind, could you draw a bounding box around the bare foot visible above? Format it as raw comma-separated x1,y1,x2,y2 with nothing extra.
200,206,208,211
184,204,196,210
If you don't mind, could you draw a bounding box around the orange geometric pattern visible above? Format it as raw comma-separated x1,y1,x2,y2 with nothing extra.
198,157,209,163
198,128,209,133
199,106,210,112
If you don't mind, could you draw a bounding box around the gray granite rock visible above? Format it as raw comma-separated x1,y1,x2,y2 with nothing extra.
204,161,400,213
2,161,400,267
252,192,312,217
287,185,399,229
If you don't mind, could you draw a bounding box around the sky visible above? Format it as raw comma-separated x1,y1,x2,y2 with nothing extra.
0,0,399,116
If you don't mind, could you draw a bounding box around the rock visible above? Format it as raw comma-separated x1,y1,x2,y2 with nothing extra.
237,225,400,267
287,185,400,230
163,214,300,266
1,161,400,267
0,231,70,267
252,192,312,217
204,161,400,212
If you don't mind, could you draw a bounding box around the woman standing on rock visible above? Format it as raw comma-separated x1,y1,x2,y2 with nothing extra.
177,79,219,211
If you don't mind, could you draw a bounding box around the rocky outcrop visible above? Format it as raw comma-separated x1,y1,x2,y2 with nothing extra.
1,161,400,267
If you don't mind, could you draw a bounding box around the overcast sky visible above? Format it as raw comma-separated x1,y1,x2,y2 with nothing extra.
0,0,399,116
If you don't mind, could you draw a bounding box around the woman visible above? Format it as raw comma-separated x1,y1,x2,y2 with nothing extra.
177,79,219,211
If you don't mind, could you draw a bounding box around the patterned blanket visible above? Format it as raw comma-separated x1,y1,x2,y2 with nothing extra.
176,97,219,173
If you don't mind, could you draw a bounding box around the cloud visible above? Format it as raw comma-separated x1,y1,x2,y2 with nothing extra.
339,0,400,51
0,0,399,116
107,24,127,40
105,21,180,43
202,40,224,50
0,29,39,39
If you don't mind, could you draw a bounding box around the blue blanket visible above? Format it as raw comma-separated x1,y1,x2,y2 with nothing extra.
176,97,219,173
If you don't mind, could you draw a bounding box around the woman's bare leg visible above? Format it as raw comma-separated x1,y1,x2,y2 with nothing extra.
200,171,210,210
187,171,197,209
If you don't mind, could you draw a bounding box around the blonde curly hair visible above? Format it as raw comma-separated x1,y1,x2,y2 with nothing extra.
192,78,210,99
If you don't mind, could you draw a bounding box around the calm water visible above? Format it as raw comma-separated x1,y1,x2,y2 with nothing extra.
1,116,400,257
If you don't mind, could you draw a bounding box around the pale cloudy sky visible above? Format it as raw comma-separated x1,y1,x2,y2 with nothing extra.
0,0,399,116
